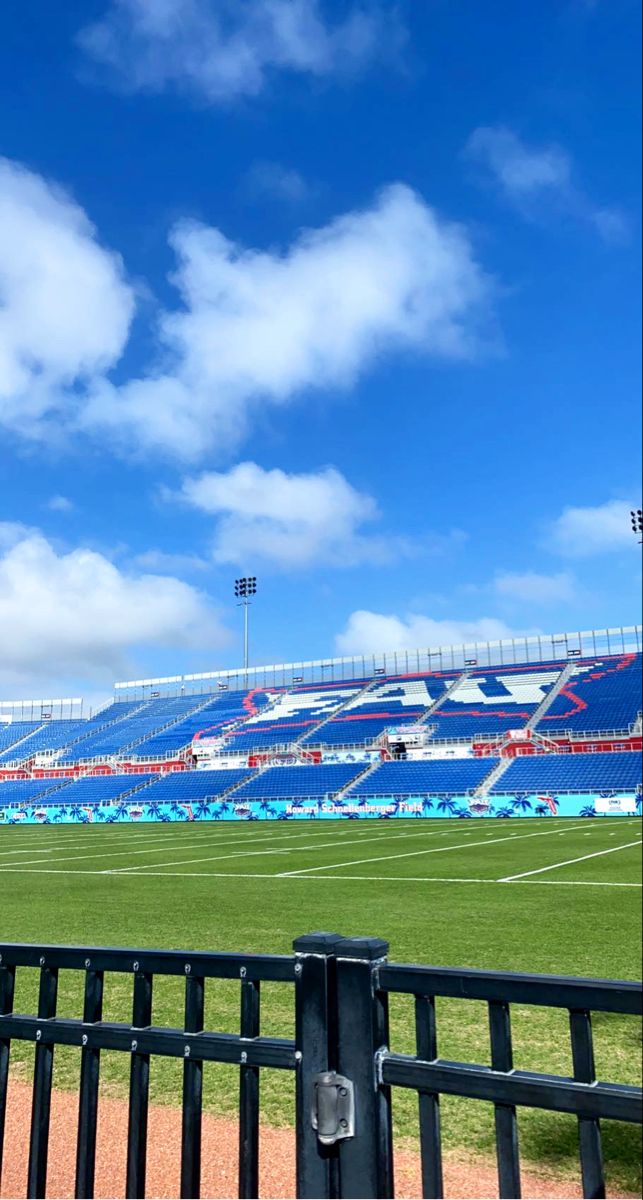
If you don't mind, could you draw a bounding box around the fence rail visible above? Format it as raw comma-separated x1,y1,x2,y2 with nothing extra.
0,935,640,1199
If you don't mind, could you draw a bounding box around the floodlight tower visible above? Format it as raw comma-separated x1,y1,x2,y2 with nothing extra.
234,576,257,674
631,509,643,544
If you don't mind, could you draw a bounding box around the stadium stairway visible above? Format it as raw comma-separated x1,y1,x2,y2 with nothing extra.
472,757,513,797
419,670,470,732
334,759,385,800
525,662,575,729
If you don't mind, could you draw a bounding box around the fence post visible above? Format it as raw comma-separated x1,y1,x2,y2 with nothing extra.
294,932,343,1200
334,936,393,1200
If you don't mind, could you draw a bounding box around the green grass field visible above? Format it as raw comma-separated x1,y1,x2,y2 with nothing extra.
1,815,641,1191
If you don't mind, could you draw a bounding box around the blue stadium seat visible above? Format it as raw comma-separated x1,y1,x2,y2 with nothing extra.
132,690,274,758
230,764,364,800
302,675,456,748
0,778,72,806
225,684,367,752
136,769,253,803
425,665,565,740
491,751,642,793
58,696,215,762
350,758,499,797
536,655,642,734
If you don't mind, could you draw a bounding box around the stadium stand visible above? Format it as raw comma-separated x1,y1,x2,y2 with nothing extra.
57,696,213,762
132,690,273,758
349,758,500,797
224,683,366,752
0,720,90,763
0,701,147,765
229,764,365,800
536,654,642,734
1,645,640,814
51,774,158,805
0,778,71,806
422,665,564,740
135,769,252,804
0,722,43,760
491,751,642,793
301,675,456,747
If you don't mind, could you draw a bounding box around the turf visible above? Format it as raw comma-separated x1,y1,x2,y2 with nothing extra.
1,815,641,1191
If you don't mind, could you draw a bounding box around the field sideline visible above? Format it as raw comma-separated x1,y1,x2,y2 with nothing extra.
1,816,641,1192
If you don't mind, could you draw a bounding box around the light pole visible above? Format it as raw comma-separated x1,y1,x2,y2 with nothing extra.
234,576,257,675
631,509,643,544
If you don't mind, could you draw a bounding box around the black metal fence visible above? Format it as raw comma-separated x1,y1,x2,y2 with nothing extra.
0,934,640,1199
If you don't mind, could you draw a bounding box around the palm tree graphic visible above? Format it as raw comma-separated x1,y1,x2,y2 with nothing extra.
436,796,458,816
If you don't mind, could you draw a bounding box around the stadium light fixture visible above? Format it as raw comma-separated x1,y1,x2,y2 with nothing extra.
631,509,643,542
234,577,258,674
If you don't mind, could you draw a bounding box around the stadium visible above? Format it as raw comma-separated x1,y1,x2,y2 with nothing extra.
1,625,641,1198
1,625,641,825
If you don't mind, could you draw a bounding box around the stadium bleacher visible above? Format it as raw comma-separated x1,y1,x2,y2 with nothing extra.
424,665,564,740
224,683,366,752
491,751,642,794
0,722,43,760
0,778,72,806
132,690,273,758
136,769,252,804
349,758,499,797
229,764,365,800
536,654,642,734
301,675,456,747
57,696,212,762
0,646,640,816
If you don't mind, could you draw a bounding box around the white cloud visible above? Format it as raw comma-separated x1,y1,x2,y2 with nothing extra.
464,126,627,242
47,495,75,513
243,160,310,203
335,610,524,656
78,0,398,102
176,461,393,568
494,570,576,604
0,526,228,692
84,184,494,458
0,157,135,434
547,499,640,558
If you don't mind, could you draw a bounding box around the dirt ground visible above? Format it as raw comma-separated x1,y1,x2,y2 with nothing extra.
0,1081,635,1200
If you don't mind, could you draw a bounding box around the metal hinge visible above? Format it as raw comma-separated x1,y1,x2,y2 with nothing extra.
311,1072,355,1146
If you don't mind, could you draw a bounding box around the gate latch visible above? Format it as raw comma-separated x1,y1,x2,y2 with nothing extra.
312,1072,355,1145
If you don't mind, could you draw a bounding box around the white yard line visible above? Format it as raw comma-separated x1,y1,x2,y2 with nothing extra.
108,824,468,874
499,840,643,881
0,868,638,888
278,822,594,876
0,822,396,870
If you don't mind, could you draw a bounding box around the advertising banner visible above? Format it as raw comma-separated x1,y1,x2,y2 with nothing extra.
0,792,639,825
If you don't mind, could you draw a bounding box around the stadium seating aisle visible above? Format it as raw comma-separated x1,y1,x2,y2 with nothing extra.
350,758,499,797
536,654,642,734
491,751,642,793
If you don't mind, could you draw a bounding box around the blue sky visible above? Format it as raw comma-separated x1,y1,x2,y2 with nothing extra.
0,0,641,703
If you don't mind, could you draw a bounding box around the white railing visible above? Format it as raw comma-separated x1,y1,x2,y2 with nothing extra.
113,625,642,698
